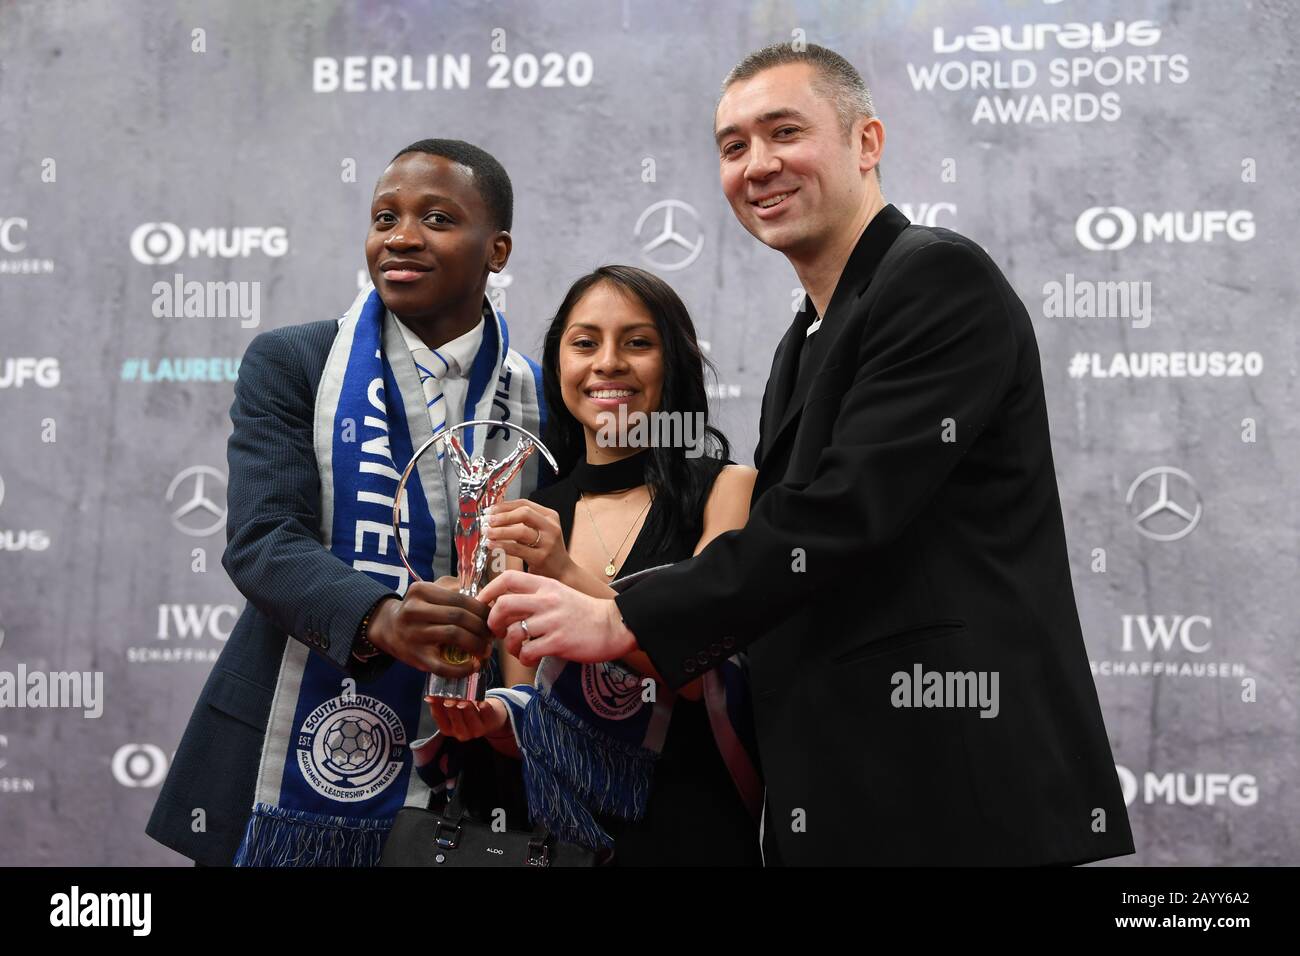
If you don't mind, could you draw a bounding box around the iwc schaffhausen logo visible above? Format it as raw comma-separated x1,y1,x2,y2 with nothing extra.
296,695,406,801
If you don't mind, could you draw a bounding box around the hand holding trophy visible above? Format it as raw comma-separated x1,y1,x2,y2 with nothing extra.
392,419,557,701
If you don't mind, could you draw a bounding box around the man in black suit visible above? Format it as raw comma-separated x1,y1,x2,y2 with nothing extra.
478,44,1134,865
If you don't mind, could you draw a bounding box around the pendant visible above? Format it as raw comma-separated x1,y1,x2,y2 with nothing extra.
605,562,617,577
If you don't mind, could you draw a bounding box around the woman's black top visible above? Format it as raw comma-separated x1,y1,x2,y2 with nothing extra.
528,450,761,866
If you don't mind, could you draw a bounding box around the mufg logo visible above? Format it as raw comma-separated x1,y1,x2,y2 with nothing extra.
1076,207,1255,251
130,223,289,264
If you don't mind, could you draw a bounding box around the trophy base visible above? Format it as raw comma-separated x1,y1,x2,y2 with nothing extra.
424,671,482,702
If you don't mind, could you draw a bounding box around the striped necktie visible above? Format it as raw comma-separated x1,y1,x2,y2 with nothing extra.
411,343,453,460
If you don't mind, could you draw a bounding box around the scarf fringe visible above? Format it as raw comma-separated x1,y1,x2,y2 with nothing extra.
520,750,614,850
516,692,657,850
232,802,393,868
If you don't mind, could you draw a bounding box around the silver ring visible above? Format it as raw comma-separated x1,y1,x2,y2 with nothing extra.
520,619,531,641
530,527,542,548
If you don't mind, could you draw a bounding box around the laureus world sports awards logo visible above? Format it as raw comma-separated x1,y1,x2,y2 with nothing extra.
297,695,406,801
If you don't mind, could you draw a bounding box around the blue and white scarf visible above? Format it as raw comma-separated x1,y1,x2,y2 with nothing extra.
456,568,763,852
232,286,545,867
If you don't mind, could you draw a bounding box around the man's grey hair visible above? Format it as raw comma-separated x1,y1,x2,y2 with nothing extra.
720,42,881,182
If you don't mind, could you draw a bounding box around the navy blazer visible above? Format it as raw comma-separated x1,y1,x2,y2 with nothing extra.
146,320,403,865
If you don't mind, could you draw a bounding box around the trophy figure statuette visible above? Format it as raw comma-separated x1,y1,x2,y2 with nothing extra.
392,419,558,701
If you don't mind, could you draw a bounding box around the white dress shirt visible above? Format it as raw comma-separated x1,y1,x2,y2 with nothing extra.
393,311,486,431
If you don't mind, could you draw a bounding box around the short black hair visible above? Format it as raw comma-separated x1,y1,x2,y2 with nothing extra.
721,43,881,184
390,139,513,232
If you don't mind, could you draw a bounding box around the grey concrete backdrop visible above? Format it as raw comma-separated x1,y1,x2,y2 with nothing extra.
0,0,1295,864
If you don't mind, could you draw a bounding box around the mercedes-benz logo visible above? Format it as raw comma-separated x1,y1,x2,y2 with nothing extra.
166,465,227,537
634,199,704,272
1125,466,1202,542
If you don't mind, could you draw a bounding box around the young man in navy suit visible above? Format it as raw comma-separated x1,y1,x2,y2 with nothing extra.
147,141,536,865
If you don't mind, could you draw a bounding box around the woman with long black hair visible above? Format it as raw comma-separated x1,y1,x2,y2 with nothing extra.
427,264,763,865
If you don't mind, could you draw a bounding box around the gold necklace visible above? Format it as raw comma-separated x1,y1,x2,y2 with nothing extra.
580,489,653,578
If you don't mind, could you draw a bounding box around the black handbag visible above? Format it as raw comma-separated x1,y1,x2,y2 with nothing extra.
380,774,605,867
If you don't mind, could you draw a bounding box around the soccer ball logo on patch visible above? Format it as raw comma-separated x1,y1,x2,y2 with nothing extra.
582,660,644,720
324,715,381,775
296,696,407,802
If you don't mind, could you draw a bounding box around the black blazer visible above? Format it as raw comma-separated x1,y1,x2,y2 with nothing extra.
616,205,1135,866
146,321,401,865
